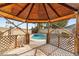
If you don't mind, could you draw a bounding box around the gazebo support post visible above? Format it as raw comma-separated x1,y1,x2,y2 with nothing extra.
25,22,30,44
15,35,18,48
74,11,79,55
8,26,11,36
46,21,50,44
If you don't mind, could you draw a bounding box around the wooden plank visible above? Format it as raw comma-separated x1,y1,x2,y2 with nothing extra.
0,11,25,22
26,33,30,44
16,3,30,16
0,11,75,23
47,4,60,17
15,35,18,48
26,3,35,19
59,3,78,11
74,12,79,55
50,13,75,22
0,3,12,8
27,14,75,22
27,20,49,23
57,30,60,48
43,4,50,19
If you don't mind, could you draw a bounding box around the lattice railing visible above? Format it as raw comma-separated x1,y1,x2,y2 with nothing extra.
0,34,28,54
60,34,75,53
0,35,17,54
50,29,75,53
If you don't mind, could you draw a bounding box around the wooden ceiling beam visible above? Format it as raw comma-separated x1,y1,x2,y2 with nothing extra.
0,3,12,8
0,11,75,23
58,3,78,11
47,3,61,17
26,3,35,19
43,4,50,20
16,3,30,16
27,14,75,23
50,13,75,22
0,11,25,22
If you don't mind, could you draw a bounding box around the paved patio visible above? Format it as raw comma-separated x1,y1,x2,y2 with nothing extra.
3,44,75,56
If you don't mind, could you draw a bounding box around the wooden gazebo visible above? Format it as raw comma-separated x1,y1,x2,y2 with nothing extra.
0,3,79,55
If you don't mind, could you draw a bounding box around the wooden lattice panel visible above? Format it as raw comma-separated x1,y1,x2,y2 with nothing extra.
50,29,75,53
60,34,75,53
0,35,17,54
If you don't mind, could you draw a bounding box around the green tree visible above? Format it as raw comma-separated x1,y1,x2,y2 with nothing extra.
50,20,68,28
31,20,68,33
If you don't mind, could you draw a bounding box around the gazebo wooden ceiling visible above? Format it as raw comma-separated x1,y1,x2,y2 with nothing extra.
0,3,78,23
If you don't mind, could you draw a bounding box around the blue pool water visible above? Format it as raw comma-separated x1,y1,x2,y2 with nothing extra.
32,33,46,40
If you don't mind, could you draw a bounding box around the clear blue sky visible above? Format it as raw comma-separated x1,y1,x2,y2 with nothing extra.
66,18,76,26
0,17,37,29
0,17,76,29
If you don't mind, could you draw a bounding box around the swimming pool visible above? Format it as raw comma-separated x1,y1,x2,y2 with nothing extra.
32,33,46,40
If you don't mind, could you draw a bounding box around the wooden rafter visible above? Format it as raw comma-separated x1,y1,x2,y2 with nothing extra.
0,3,12,8
50,13,75,22
27,13,75,22
58,3,78,11
0,11,75,23
3,17,25,33
16,3,30,16
43,4,50,19
47,4,60,17
6,19,26,33
26,3,35,19
0,19,24,35
0,11,25,22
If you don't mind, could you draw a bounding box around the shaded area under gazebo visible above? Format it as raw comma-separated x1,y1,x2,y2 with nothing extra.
0,3,79,56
